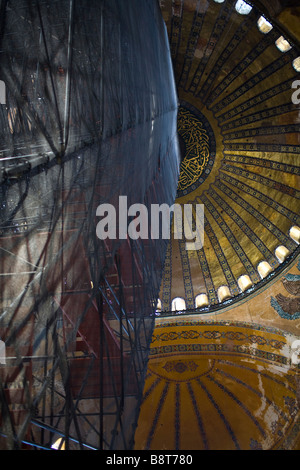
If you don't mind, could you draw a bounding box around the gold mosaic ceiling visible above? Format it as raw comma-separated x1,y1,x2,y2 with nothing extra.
136,0,300,452
158,0,300,312
134,256,300,451
134,318,300,450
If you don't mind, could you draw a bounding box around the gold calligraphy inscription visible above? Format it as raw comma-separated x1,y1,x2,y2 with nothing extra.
177,107,210,192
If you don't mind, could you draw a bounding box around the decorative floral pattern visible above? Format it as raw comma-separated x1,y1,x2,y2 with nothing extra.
163,360,199,373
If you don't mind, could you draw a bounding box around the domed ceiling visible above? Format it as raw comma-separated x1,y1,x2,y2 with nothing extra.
157,0,300,313
134,0,300,452
134,318,300,450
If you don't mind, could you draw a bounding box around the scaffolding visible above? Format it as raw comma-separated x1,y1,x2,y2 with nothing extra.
0,0,179,449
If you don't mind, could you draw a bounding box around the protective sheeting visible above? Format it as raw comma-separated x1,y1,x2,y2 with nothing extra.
0,0,179,449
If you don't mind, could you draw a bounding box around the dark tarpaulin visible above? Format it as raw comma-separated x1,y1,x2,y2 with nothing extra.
0,0,179,449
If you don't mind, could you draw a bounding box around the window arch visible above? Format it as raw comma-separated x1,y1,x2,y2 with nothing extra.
275,36,292,52
275,246,290,263
171,297,186,312
290,226,300,244
257,16,273,34
293,57,300,72
257,261,273,279
235,0,252,15
237,275,253,292
156,298,162,314
195,293,209,308
217,286,231,303
51,438,65,450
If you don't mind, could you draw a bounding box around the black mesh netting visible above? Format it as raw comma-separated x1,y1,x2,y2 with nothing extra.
0,0,179,449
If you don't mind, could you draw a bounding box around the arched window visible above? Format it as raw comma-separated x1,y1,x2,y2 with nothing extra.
171,297,186,312
235,0,252,15
214,0,225,3
292,57,300,72
217,286,231,303
257,16,273,34
275,246,290,263
290,226,300,244
195,293,209,308
237,275,253,292
275,36,292,52
257,261,273,279
156,298,162,314
51,438,65,450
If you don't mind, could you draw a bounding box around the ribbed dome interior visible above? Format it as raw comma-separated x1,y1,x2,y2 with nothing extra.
158,0,300,313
